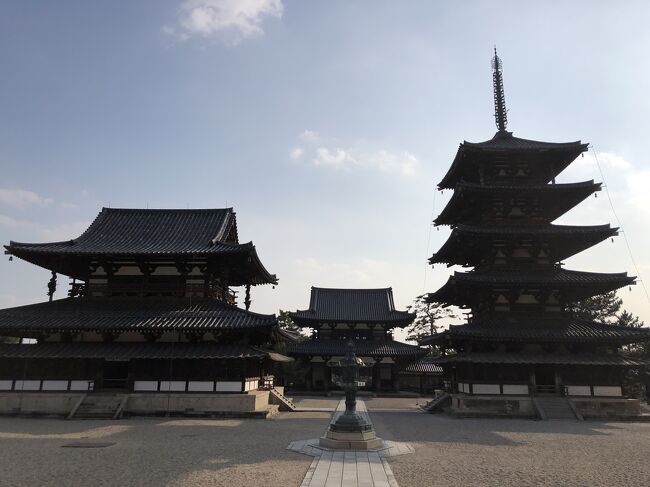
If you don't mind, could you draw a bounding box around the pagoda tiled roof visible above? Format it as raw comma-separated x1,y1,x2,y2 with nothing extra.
287,338,425,357
419,320,650,345
431,224,617,266
439,131,588,189
0,297,277,333
452,223,615,237
4,208,277,284
428,269,635,305
289,287,415,326
431,352,647,367
0,342,291,361
455,269,633,286
434,181,600,226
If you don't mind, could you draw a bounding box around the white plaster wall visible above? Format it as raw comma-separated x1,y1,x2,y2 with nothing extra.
593,386,622,397
134,381,159,392
14,380,41,391
42,381,69,391
216,381,242,392
567,385,591,396
188,381,214,392
502,385,528,395
473,384,501,395
69,380,94,391
159,381,186,392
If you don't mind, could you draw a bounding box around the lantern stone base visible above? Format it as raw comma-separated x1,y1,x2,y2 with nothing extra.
319,431,384,450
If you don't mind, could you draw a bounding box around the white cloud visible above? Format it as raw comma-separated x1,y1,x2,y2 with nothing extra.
289,147,303,160
0,189,53,210
299,130,319,141
171,0,283,44
311,146,420,175
366,150,420,176
292,130,421,176
313,147,356,169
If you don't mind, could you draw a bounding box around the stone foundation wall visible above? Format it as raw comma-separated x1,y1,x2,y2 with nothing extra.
0,393,84,416
571,397,641,418
0,391,271,417
451,394,537,418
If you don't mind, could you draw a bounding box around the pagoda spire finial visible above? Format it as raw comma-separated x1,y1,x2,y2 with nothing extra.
491,47,508,132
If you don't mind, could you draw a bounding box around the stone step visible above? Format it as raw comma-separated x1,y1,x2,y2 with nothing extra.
536,397,577,420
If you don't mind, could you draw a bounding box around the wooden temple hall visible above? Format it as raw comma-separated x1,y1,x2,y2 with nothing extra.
287,287,426,392
420,50,650,418
0,208,293,417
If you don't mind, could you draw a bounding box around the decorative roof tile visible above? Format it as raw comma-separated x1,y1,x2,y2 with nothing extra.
290,287,415,326
287,339,425,357
419,320,650,345
400,358,443,374
7,208,241,255
428,269,635,306
431,224,617,267
431,352,647,367
0,297,276,333
434,181,600,226
4,208,277,284
439,132,588,189
0,342,288,360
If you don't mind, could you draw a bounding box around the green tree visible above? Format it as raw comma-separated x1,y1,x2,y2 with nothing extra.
277,309,302,335
570,292,650,399
566,291,623,323
405,294,458,342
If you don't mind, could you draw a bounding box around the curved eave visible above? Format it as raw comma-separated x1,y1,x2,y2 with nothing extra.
427,270,636,306
288,312,416,328
438,134,588,189
430,224,618,267
418,331,449,346
0,297,278,334
243,244,278,286
5,242,277,285
421,322,650,345
432,352,648,367
287,339,426,357
434,180,601,226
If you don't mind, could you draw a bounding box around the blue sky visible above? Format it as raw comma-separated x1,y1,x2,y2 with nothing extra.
1,1,650,338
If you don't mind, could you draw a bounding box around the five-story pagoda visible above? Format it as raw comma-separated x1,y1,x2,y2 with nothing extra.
420,50,650,418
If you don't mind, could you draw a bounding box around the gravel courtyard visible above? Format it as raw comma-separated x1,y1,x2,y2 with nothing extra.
0,397,648,487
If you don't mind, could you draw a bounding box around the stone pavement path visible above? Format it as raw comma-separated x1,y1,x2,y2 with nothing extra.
288,400,411,487
300,450,397,487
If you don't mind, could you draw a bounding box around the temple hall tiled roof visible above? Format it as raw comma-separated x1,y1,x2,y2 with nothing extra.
431,352,647,367
419,320,650,345
400,358,443,374
5,208,278,284
0,297,277,333
0,342,292,361
287,339,425,357
289,287,415,326
7,208,242,255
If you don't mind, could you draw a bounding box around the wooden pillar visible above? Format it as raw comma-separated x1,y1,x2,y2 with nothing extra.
529,368,536,395
393,364,400,393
